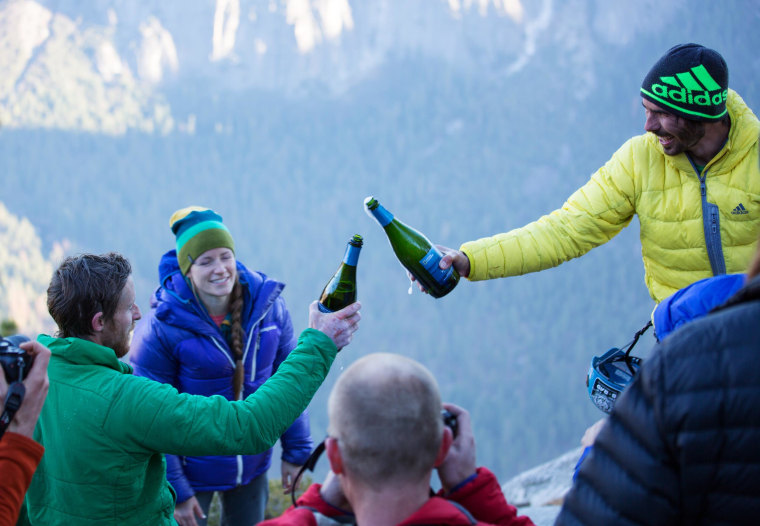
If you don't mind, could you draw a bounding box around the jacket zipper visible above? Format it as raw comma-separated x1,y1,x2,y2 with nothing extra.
209,337,235,367
691,159,727,276
207,303,276,386
235,455,244,486
241,303,276,386
250,332,261,382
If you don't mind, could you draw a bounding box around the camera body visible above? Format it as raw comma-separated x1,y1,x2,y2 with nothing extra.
441,409,458,439
0,335,33,384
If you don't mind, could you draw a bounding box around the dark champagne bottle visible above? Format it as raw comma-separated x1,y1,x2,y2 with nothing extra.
364,196,459,298
318,234,363,313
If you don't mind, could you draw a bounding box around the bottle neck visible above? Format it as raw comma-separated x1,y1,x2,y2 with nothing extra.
343,243,362,266
369,203,394,227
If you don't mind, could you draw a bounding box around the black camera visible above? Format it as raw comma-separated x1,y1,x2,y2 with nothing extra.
442,409,458,439
0,335,33,384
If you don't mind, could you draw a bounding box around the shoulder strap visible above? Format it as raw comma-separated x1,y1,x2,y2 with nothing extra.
0,382,26,440
291,440,327,508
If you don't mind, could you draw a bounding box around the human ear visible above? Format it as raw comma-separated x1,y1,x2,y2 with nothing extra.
326,437,344,475
433,427,453,468
91,312,106,333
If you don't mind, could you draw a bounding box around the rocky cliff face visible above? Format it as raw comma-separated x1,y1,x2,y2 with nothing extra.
0,0,707,134
503,446,584,525
0,1,173,133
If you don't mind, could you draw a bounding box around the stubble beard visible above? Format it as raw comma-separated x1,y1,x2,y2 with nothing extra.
662,119,705,156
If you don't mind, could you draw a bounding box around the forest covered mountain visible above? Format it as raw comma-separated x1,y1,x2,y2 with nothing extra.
2,0,759,481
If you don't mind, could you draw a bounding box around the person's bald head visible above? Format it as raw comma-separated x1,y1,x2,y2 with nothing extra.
327,353,443,488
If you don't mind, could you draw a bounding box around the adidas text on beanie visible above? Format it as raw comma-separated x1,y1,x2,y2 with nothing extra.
641,43,728,122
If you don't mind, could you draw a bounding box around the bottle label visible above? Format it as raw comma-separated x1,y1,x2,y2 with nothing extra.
419,247,454,285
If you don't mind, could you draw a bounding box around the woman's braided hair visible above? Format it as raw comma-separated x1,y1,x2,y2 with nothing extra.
229,277,246,400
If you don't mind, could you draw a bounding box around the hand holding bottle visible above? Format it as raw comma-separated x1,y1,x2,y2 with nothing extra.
365,196,460,298
308,300,362,351
408,245,471,293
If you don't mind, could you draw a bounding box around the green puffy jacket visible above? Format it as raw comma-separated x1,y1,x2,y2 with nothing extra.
461,90,760,303
20,329,336,526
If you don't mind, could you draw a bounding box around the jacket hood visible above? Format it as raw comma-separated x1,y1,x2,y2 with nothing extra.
150,249,285,335
38,334,133,374
653,273,746,341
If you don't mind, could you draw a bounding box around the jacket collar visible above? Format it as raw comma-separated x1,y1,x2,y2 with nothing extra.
37,334,133,374
152,249,284,334
658,89,760,175
396,496,477,525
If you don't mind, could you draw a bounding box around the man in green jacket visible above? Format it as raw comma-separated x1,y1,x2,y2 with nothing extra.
19,252,361,526
431,43,760,303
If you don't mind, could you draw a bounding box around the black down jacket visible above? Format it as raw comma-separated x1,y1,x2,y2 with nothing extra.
556,275,760,525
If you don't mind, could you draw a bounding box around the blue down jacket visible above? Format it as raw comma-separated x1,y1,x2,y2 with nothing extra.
130,250,312,503
557,274,760,525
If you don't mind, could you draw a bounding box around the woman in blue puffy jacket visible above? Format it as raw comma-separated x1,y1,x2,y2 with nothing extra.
130,207,313,526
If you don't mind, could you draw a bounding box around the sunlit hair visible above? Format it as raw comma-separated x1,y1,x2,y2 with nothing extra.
47,253,132,338
327,353,443,488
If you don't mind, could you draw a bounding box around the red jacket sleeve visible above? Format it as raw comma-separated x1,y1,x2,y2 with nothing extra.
446,467,535,526
0,432,44,526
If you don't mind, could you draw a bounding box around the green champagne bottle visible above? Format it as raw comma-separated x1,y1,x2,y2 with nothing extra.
318,234,363,313
364,196,459,298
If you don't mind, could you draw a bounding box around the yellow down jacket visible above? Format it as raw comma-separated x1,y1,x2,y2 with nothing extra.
461,90,760,303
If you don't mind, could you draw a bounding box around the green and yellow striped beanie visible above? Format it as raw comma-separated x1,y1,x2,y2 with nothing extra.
170,206,235,275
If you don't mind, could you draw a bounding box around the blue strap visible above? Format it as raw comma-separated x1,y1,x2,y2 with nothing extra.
448,472,479,494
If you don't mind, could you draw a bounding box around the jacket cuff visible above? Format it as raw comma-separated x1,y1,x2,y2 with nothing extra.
442,467,490,496
447,472,479,494
459,243,481,281
165,454,194,503
282,449,310,466
297,329,338,359
280,412,314,466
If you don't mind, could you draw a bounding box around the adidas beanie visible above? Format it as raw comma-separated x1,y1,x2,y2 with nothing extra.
641,43,728,122
170,206,235,275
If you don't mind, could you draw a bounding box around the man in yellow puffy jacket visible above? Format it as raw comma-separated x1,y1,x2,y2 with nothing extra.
434,43,760,303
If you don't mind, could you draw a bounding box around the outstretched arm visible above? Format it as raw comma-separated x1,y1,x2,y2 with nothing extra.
114,302,362,458
462,143,637,282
